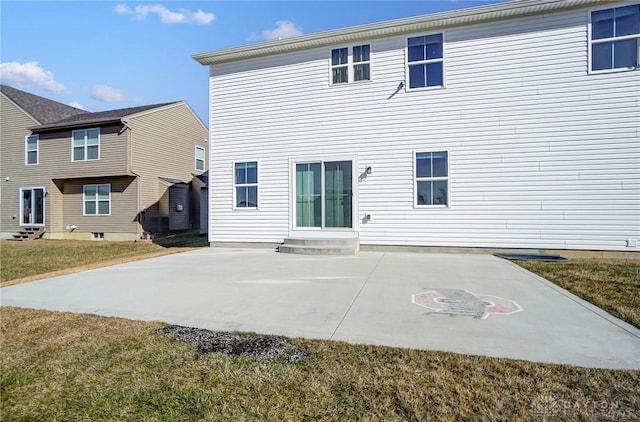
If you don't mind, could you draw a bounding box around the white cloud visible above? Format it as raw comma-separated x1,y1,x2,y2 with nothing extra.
115,4,214,25
68,101,85,110
89,85,129,102
262,21,303,41
0,61,65,93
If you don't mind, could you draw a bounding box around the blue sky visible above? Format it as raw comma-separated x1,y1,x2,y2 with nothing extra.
1,0,504,124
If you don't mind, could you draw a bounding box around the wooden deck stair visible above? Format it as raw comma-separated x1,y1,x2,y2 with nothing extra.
11,227,46,241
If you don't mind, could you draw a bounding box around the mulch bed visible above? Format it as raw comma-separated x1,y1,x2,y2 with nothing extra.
157,325,310,363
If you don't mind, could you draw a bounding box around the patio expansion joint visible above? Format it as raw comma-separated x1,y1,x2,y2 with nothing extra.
329,253,386,341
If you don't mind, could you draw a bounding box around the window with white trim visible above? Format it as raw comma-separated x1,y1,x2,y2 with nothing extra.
330,44,371,84
407,33,444,89
415,151,448,206
83,184,110,215
234,162,258,208
590,4,640,72
195,146,205,171
72,128,99,161
25,134,39,165
353,44,371,82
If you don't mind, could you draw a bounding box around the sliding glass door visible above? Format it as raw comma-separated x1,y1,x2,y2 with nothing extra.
20,187,45,226
295,161,352,229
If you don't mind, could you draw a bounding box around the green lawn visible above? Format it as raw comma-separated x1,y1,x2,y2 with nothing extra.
2,307,638,421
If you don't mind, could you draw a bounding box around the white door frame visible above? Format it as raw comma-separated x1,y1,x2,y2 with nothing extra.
288,154,359,239
19,186,46,227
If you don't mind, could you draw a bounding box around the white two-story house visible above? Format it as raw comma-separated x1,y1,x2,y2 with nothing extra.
194,0,639,254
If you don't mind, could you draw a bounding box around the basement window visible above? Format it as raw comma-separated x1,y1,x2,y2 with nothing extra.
92,232,105,240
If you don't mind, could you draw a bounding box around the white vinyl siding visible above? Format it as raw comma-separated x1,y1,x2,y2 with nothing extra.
207,7,640,250
72,128,100,161
25,134,38,165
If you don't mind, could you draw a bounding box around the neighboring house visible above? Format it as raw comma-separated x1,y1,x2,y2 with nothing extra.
0,85,208,241
193,0,640,253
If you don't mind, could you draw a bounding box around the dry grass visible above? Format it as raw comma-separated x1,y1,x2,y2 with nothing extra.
517,259,640,328
1,307,638,421
0,236,207,286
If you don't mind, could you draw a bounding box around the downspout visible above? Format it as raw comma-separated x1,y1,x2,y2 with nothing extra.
121,117,143,239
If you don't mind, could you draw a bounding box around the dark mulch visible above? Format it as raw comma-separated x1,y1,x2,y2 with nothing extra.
156,325,310,363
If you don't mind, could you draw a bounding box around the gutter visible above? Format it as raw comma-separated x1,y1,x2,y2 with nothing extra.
193,0,616,65
29,118,122,132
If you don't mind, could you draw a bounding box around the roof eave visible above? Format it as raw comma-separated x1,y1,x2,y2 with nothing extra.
29,117,123,132
193,0,614,66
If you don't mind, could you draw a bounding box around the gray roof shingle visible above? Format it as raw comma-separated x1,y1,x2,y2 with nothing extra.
42,102,179,129
0,84,88,124
1,84,180,130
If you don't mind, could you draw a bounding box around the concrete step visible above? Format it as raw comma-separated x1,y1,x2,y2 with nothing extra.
283,237,358,247
279,237,358,255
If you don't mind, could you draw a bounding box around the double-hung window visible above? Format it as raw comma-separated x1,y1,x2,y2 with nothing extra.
195,146,205,171
330,44,371,84
25,134,39,165
407,33,444,89
590,4,640,72
353,44,371,81
415,151,448,206
72,128,100,161
83,184,110,215
234,161,258,208
331,47,349,84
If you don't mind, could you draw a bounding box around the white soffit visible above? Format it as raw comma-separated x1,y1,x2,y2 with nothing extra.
193,0,615,65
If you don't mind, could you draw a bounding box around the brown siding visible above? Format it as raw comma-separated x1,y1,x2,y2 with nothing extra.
0,94,50,235
128,103,208,213
36,124,130,178
2,96,206,239
61,177,138,234
49,180,64,232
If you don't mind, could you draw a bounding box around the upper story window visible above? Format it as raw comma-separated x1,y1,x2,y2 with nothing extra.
353,44,371,81
415,151,448,207
25,134,39,165
590,4,640,72
234,161,258,208
331,47,348,84
72,128,100,161
195,146,205,171
83,184,110,215
407,33,444,89
330,44,371,84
